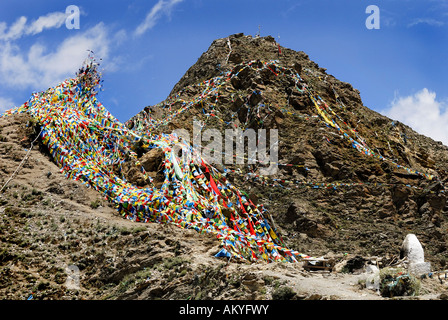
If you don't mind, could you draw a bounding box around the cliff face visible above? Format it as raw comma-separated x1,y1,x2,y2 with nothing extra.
129,33,448,270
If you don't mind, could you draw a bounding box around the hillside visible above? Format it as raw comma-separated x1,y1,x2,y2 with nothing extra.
129,33,448,269
1,33,448,301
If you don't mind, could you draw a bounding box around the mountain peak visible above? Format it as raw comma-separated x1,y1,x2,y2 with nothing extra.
171,32,311,95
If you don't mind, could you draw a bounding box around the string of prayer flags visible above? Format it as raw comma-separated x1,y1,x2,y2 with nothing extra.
0,54,313,264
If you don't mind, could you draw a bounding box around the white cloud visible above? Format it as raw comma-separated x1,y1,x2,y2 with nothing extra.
408,18,444,27
0,23,110,90
113,29,128,45
0,96,16,112
26,12,67,36
382,88,448,145
0,16,27,41
0,12,67,41
134,0,183,36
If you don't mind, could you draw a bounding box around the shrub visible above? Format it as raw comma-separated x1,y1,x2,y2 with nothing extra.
272,286,296,300
379,267,420,298
90,200,101,209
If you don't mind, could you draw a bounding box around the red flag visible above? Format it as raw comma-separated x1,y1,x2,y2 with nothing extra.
202,160,228,208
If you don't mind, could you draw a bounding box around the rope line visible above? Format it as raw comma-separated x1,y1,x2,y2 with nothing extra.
0,127,44,194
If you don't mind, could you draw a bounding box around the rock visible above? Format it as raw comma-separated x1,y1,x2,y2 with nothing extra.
230,75,243,89
391,186,409,210
427,194,446,214
285,205,300,223
344,256,366,273
241,274,264,292
293,216,330,238
289,94,310,110
419,202,432,215
46,182,65,195
228,52,243,64
400,234,431,276
400,234,424,261
285,202,308,223
140,148,164,172
323,162,340,178
229,32,244,39
306,294,323,300
124,166,147,187
147,286,165,298
263,35,276,43
227,95,243,114
249,90,262,106
361,264,380,291
292,62,302,74
439,293,448,300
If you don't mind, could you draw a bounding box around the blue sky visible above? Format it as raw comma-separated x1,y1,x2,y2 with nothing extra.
0,0,447,143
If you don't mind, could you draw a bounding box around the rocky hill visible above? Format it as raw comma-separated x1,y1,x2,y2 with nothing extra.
1,33,448,301
129,33,448,267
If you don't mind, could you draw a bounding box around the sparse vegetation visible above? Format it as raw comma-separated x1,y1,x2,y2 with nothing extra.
272,286,297,300
90,200,101,209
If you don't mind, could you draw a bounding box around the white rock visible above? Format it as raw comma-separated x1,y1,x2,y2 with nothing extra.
364,265,380,291
401,234,424,263
401,234,431,276
409,261,431,276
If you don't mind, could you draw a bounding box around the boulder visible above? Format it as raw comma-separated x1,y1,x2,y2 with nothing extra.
400,234,431,276
140,148,164,172
359,264,380,291
228,52,243,64
249,90,263,106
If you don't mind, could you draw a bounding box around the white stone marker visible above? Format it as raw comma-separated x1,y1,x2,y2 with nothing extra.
401,234,431,276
